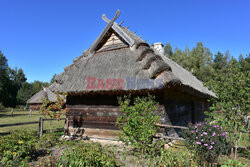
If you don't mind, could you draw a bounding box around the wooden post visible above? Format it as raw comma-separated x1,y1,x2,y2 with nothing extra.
29,109,32,117
10,108,14,117
38,117,43,137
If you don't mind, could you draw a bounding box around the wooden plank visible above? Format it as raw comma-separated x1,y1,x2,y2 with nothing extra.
66,104,119,109
161,136,185,141
0,121,38,127
89,10,120,53
156,123,188,130
44,118,66,121
82,121,118,130
111,22,135,46
102,13,134,46
38,117,43,137
0,118,65,127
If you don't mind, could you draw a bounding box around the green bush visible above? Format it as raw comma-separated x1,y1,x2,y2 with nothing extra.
183,122,232,165
116,95,161,156
57,142,121,167
0,130,38,166
36,132,61,149
147,148,195,167
221,159,246,167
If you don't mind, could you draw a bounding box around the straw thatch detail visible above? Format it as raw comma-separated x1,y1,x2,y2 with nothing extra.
50,20,216,98
27,86,57,104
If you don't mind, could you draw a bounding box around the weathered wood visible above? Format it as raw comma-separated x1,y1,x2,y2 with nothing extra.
38,117,43,137
10,109,14,117
160,136,185,141
156,123,188,130
89,10,120,53
81,121,118,129
102,14,134,46
0,121,38,127
0,118,65,128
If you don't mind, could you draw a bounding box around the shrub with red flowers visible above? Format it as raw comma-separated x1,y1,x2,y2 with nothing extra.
183,122,232,165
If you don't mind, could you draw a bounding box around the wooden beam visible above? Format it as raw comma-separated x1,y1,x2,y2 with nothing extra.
0,121,38,127
111,22,135,46
156,123,188,130
89,10,120,53
102,13,135,46
0,118,65,127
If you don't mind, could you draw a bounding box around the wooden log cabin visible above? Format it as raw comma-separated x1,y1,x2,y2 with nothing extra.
50,10,216,138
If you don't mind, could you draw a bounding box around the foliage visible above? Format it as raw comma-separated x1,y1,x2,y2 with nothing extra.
32,80,49,94
205,57,249,158
116,95,161,156
57,142,121,167
0,50,52,107
36,132,61,149
165,42,214,83
36,155,57,167
146,148,195,167
40,92,67,120
221,159,246,167
165,43,249,159
0,130,38,167
0,51,11,107
16,82,34,105
182,122,232,165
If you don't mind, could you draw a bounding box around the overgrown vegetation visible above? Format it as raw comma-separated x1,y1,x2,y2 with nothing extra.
183,122,232,165
165,43,249,161
0,130,37,166
40,92,67,120
116,95,162,156
58,142,121,167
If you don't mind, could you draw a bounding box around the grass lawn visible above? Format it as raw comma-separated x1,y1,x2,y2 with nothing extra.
0,109,65,133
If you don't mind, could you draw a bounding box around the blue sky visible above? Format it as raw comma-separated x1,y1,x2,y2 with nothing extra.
0,0,249,82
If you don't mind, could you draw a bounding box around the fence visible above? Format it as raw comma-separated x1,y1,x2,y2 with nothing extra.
0,117,65,137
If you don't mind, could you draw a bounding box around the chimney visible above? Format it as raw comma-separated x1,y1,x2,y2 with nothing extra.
152,42,164,55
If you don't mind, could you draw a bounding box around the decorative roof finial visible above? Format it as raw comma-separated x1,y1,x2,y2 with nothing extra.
102,9,120,23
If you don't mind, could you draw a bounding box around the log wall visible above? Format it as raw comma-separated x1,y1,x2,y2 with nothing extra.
64,89,209,138
29,104,42,111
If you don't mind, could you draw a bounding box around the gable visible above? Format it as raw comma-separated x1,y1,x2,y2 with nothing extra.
96,29,129,52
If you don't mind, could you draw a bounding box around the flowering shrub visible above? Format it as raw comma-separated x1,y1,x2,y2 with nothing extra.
183,122,232,165
0,130,37,166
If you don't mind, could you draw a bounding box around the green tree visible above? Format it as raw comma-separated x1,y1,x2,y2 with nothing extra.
32,81,49,94
213,52,229,71
0,51,9,106
164,43,173,57
6,67,27,106
165,42,214,83
188,42,214,83
16,82,34,105
206,57,249,159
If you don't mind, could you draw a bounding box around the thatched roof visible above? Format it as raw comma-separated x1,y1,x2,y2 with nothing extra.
50,12,216,98
27,86,57,104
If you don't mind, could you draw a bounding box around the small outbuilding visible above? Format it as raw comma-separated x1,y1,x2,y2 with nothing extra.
50,10,216,138
27,86,57,110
